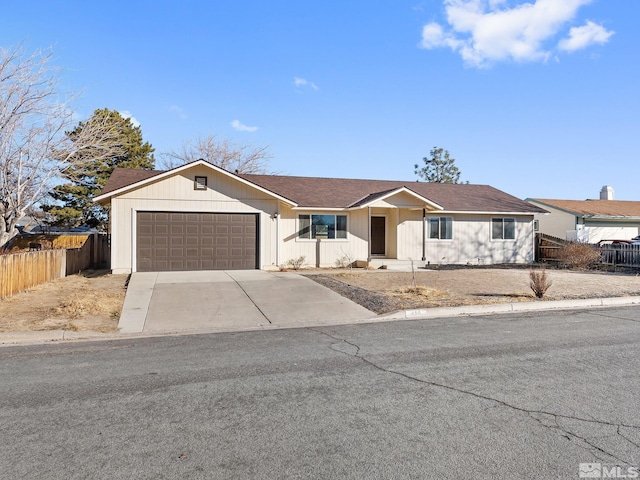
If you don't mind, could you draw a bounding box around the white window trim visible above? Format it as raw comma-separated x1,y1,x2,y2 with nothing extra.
296,213,349,242
491,217,517,241
425,216,453,241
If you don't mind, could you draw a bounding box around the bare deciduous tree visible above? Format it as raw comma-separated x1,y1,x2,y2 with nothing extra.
0,45,124,247
160,134,272,174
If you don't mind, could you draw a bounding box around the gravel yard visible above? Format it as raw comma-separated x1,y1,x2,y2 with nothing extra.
306,267,640,314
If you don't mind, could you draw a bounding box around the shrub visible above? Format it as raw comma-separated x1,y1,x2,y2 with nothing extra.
335,251,354,269
285,255,306,271
557,242,601,269
529,268,552,299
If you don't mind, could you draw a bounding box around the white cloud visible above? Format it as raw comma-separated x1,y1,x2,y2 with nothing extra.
293,77,318,91
169,105,188,120
558,20,614,52
231,119,258,132
419,0,613,67
119,110,140,127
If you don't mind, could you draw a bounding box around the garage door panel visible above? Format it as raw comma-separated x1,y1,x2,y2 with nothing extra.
137,212,258,272
215,259,229,269
155,260,169,270
170,259,185,270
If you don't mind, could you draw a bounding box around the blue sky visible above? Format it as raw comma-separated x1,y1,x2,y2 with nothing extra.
3,0,638,200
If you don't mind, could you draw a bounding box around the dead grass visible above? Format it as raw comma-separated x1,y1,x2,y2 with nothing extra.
52,287,123,319
308,267,640,314
391,285,449,300
0,270,127,333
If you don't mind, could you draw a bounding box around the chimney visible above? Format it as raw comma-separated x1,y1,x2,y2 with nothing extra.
600,185,614,200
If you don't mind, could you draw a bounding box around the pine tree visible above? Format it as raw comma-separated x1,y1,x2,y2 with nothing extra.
414,147,461,184
44,109,155,229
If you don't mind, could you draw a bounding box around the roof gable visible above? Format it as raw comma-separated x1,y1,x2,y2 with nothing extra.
348,186,443,210
94,160,297,206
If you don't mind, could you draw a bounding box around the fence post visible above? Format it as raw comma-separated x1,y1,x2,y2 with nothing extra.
61,249,67,278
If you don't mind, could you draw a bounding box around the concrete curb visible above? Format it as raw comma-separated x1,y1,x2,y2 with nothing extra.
376,296,640,321
2,295,640,346
0,330,116,346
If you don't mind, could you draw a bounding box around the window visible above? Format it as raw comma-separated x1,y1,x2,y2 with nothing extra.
194,176,207,190
427,217,452,240
298,214,347,240
492,218,516,240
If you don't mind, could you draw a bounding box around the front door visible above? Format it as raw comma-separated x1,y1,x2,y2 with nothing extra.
371,216,386,256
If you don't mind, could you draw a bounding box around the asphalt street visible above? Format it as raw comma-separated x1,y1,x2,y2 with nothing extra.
1,306,639,479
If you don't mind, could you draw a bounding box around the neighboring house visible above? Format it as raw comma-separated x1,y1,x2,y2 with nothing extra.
94,160,547,273
527,186,640,243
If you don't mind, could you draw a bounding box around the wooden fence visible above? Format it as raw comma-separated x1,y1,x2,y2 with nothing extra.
536,233,640,269
0,249,66,300
535,233,568,261
600,244,640,268
0,234,110,300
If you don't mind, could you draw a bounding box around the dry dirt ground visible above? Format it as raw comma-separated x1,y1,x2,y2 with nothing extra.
307,267,640,314
0,270,128,334
2,267,640,333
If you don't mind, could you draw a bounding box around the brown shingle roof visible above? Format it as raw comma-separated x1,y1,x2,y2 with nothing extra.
99,166,545,213
529,199,640,217
241,174,544,212
101,168,164,194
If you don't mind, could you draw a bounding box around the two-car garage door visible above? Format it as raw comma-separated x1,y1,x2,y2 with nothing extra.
136,212,258,272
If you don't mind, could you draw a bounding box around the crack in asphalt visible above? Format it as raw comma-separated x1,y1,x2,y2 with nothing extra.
618,426,640,450
589,311,640,324
309,327,640,465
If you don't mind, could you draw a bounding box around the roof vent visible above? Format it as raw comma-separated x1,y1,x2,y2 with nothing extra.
600,185,614,200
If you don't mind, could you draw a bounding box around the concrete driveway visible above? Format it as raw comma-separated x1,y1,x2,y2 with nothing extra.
118,270,374,333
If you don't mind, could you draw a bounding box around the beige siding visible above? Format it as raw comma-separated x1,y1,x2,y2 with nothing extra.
423,214,534,265
278,208,369,268
110,169,279,273
530,203,576,239
276,208,536,268
396,209,423,260
119,167,276,205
